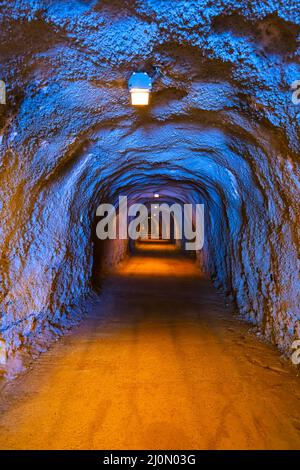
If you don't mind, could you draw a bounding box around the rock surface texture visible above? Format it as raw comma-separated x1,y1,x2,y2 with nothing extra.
0,0,299,361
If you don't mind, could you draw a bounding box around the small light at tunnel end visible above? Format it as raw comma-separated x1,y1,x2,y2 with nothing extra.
128,72,152,106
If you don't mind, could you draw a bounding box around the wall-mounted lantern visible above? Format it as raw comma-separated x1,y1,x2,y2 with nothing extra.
128,72,152,106
154,193,160,198
0,80,6,105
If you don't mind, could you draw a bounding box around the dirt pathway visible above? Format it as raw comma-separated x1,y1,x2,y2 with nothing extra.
0,241,299,449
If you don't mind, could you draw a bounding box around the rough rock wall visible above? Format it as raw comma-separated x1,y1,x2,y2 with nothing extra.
0,0,299,358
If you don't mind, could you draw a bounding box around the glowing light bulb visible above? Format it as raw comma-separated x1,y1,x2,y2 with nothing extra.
130,89,150,106
154,193,160,198
128,72,152,107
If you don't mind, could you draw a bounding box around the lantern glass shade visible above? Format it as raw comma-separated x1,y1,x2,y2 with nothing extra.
128,72,152,106
130,88,150,106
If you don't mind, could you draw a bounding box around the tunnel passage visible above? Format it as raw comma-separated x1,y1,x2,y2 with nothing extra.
0,0,299,369
91,187,199,287
2,234,300,449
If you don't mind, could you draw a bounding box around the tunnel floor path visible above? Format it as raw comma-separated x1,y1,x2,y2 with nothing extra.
0,240,299,449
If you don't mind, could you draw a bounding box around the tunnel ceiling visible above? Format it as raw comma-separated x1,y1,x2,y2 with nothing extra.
0,0,299,359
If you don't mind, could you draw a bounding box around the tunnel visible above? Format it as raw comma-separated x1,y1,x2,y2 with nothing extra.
0,0,299,451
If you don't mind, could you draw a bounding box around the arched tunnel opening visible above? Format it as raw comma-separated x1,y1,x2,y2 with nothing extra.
0,0,299,453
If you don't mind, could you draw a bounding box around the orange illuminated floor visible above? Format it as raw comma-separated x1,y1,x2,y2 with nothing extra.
0,241,299,449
